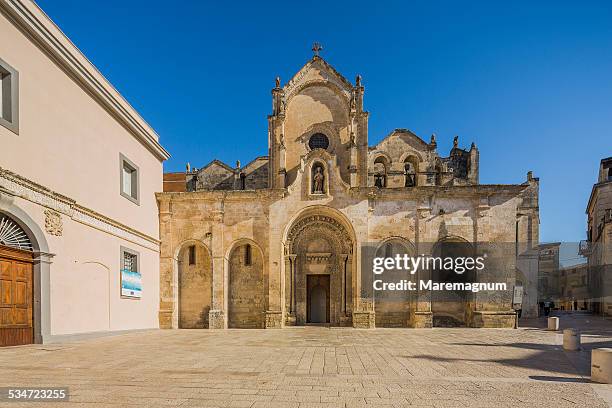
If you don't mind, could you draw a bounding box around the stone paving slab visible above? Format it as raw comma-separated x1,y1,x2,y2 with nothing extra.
0,319,611,407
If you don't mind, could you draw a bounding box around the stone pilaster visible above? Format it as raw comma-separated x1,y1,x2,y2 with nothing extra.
208,310,225,329
265,311,283,328
412,311,433,328
158,197,174,329
352,311,375,328
210,211,226,329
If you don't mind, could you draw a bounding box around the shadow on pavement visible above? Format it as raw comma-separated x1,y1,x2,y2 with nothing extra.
529,375,591,383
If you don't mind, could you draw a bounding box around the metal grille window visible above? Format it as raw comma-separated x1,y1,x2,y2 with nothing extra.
308,133,329,150
123,251,138,272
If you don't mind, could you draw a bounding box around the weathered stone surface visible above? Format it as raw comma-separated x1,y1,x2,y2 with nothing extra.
178,243,212,329
157,55,540,330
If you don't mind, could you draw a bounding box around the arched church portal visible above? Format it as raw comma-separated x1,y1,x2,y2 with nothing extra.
284,212,354,326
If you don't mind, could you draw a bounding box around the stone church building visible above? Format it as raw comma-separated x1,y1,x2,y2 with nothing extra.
159,52,540,330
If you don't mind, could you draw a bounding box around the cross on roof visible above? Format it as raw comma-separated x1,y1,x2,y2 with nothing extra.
312,42,323,56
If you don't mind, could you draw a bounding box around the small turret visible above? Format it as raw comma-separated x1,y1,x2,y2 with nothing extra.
429,133,437,149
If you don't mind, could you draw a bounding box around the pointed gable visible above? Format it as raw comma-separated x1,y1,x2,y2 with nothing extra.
196,159,236,190
375,129,430,151
284,56,354,103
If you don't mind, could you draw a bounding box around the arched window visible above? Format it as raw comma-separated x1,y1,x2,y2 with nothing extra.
373,157,387,188
404,160,416,187
245,244,252,266
308,133,329,150
239,173,246,190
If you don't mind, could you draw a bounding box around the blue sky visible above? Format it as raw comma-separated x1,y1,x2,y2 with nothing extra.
37,0,612,243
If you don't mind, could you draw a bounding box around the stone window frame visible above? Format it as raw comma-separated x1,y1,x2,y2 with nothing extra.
303,125,338,155
120,246,141,300
373,156,389,188
119,153,140,205
244,244,252,266
0,57,19,135
308,133,330,151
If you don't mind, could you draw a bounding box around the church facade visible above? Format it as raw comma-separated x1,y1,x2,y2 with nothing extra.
158,53,540,329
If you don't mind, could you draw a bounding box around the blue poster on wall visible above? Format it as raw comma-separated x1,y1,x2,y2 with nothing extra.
121,269,142,298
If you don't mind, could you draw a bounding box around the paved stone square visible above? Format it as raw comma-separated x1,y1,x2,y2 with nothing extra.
1,315,612,407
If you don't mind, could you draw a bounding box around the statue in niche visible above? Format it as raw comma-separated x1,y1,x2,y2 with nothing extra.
312,165,325,194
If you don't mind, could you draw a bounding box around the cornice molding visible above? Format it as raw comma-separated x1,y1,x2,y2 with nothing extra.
0,168,160,251
0,0,170,161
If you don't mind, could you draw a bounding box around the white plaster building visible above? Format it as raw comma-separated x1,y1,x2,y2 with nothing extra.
0,0,169,345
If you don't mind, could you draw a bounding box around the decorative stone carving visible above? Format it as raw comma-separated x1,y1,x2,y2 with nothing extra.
417,207,431,219
306,252,332,263
44,209,62,236
286,214,352,254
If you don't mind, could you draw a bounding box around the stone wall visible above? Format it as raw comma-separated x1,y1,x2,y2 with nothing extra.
156,55,539,330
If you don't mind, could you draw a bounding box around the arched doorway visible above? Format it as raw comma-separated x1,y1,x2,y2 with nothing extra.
374,238,414,327
431,237,474,327
228,242,264,328
177,242,212,329
0,213,35,346
284,211,354,326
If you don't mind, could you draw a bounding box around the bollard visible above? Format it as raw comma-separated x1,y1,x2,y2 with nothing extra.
547,317,559,331
563,328,580,351
592,348,612,383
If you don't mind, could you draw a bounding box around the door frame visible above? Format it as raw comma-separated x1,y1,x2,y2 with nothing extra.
0,244,34,346
306,274,330,324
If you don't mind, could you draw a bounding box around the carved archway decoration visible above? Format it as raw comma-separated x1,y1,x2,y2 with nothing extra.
286,214,352,255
